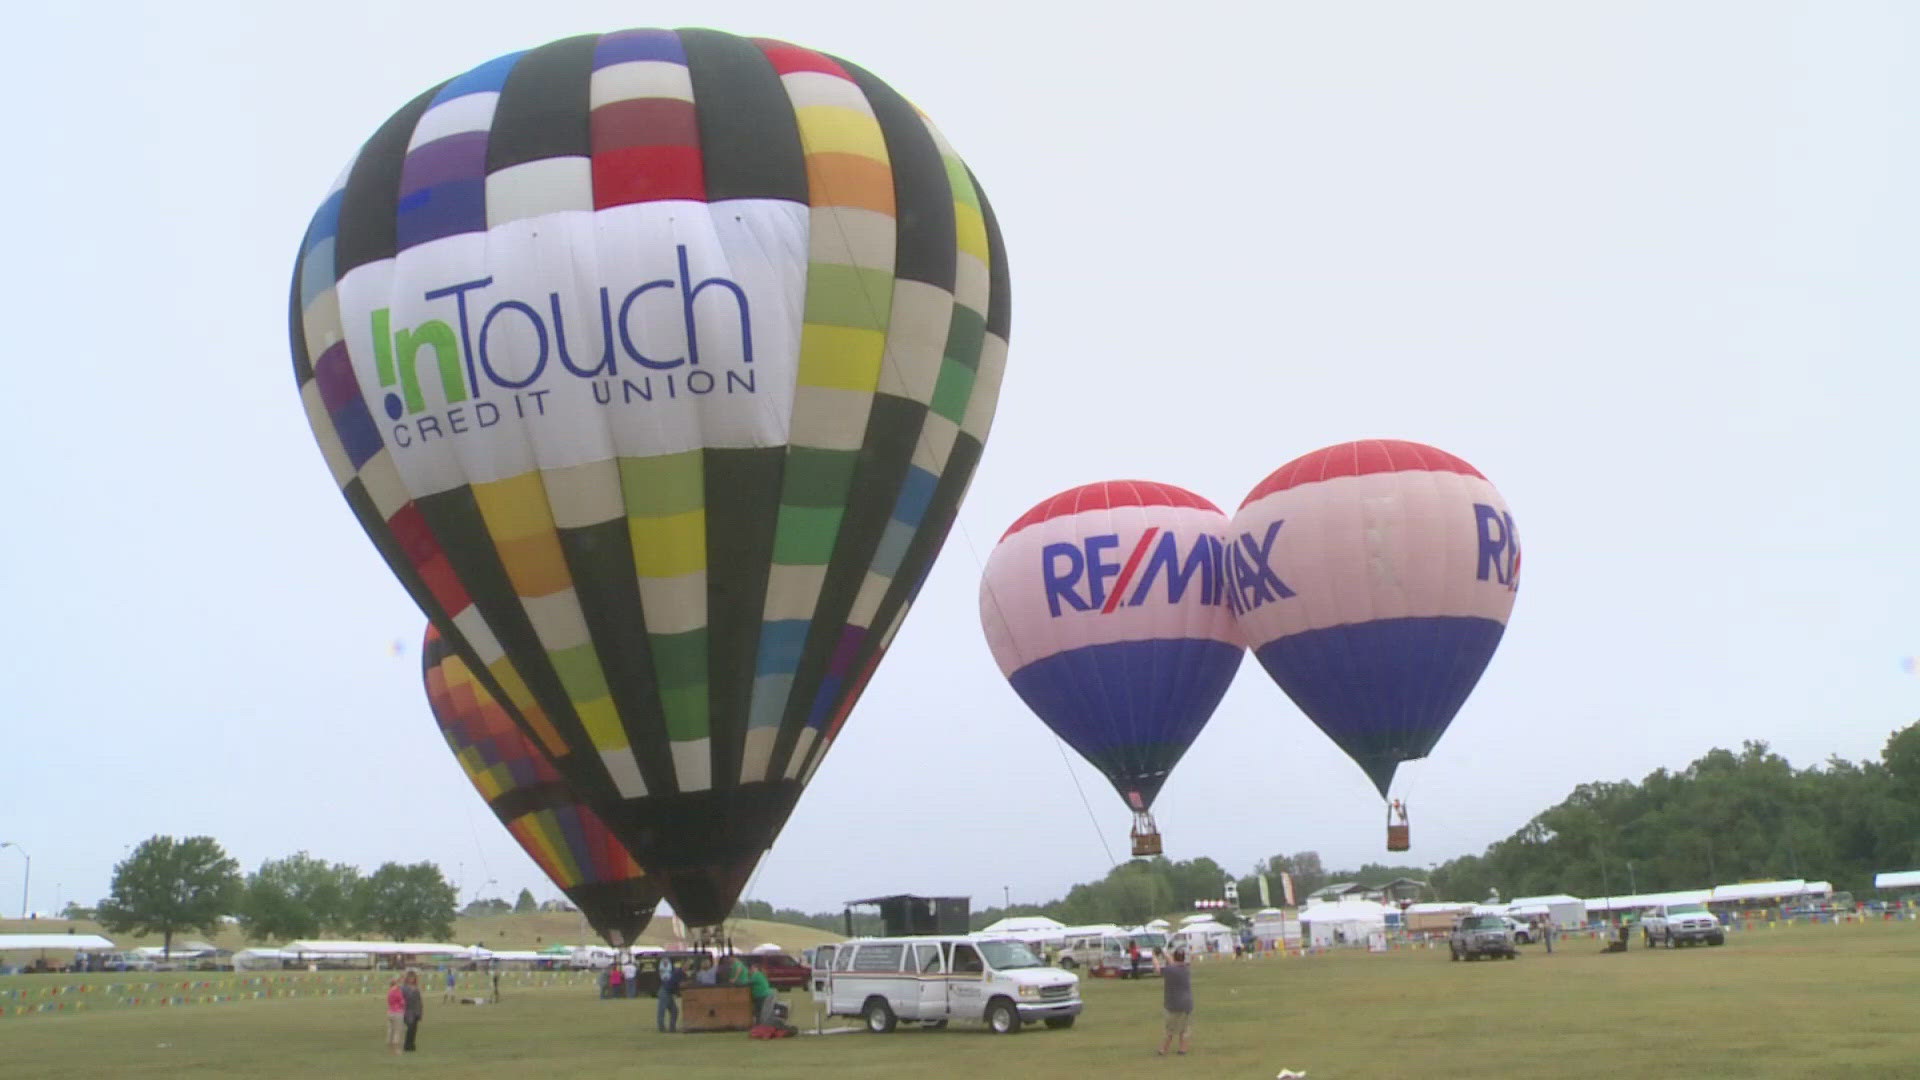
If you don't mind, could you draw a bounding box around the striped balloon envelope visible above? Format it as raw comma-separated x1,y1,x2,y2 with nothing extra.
292,29,1009,926
1228,440,1520,797
980,482,1244,848
423,625,660,945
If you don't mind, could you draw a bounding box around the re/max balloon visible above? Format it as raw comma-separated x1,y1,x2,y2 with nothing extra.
292,29,1010,926
981,481,1244,849
423,625,660,945
1228,440,1520,797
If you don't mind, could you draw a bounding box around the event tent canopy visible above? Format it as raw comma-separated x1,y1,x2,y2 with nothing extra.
283,940,476,956
0,934,115,952
978,916,1066,935
1874,870,1920,889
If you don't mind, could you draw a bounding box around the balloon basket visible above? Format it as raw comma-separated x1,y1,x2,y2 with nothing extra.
1386,825,1410,852
1130,809,1162,857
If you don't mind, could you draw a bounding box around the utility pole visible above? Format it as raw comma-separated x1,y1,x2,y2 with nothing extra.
0,843,28,918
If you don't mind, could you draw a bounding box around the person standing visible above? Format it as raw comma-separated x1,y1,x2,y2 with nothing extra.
443,965,458,1003
608,960,625,1000
657,957,682,1033
385,977,406,1055
1541,919,1554,955
1158,948,1193,1056
623,955,639,999
402,969,425,1052
491,963,501,1003
741,957,777,1027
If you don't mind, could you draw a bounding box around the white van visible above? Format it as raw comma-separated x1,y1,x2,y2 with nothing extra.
811,936,1081,1034
1059,927,1166,977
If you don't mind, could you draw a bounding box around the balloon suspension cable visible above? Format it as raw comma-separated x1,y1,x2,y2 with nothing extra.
960,512,1118,869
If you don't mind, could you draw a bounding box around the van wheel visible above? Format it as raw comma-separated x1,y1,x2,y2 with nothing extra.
985,999,1021,1034
1044,1016,1075,1029
862,998,897,1034
1058,957,1076,969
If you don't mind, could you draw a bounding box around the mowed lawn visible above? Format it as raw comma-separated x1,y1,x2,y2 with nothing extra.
3,920,1916,1079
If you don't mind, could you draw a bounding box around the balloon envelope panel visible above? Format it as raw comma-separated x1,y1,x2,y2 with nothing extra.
294,29,1010,925
423,625,660,944
981,481,1243,807
1228,440,1519,796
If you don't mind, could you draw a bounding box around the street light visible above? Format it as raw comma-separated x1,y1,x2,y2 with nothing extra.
0,843,28,919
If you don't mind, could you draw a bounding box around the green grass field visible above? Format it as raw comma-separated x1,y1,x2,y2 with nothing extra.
2,919,1915,1079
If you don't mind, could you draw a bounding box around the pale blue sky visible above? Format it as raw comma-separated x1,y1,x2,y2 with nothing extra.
2,1,1913,921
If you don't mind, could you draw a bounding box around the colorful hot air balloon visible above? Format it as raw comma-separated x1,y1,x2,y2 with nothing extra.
423,625,660,945
1228,440,1520,820
291,28,1010,927
980,481,1244,855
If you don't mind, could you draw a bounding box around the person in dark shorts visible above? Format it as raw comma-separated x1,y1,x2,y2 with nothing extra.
1158,948,1192,1056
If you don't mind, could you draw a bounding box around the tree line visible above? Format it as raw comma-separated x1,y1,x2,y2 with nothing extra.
85,836,460,956
733,720,1920,932
1426,722,1920,902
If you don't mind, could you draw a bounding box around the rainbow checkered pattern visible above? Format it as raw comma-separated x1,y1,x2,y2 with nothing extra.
422,625,658,943
292,29,1009,925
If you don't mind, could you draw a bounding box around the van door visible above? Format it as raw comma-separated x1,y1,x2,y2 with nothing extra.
831,943,860,1015
911,942,946,1021
947,941,987,1021
811,945,836,998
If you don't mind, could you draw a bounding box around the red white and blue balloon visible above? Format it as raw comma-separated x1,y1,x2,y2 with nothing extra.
980,481,1244,811
1228,440,1520,796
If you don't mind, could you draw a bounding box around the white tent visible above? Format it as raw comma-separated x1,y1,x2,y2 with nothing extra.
750,943,785,954
1710,880,1824,905
1300,901,1389,947
1875,870,1920,890
1169,919,1235,955
1506,895,1587,928
1585,889,1710,915
233,948,297,971
0,934,115,952
979,916,1065,934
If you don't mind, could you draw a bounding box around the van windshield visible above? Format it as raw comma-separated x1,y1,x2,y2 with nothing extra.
1130,932,1166,949
977,940,1042,970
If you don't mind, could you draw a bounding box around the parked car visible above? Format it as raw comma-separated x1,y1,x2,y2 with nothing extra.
1642,903,1725,947
1449,915,1517,961
749,952,812,991
631,950,711,996
813,936,1080,1033
1502,916,1534,945
105,952,157,972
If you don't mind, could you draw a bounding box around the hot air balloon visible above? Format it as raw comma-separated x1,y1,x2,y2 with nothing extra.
980,481,1244,856
1227,440,1519,849
423,624,661,945
291,28,1009,929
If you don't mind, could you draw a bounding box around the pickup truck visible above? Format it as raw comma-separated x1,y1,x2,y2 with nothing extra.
1449,915,1517,961
1642,903,1725,947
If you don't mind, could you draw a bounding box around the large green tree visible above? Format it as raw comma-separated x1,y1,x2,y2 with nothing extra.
514,887,537,914
96,836,242,957
237,853,362,942
355,862,457,941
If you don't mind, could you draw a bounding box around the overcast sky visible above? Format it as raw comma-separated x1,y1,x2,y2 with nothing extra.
2,1,1914,923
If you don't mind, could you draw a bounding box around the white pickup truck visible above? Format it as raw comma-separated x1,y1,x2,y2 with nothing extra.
1641,902,1725,947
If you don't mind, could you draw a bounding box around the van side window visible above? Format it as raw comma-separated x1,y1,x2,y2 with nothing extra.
852,944,906,972
914,943,944,973
950,943,983,974
835,946,856,972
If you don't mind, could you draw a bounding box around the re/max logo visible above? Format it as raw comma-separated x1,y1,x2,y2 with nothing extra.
1041,529,1229,617
369,245,752,420
1225,503,1521,616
